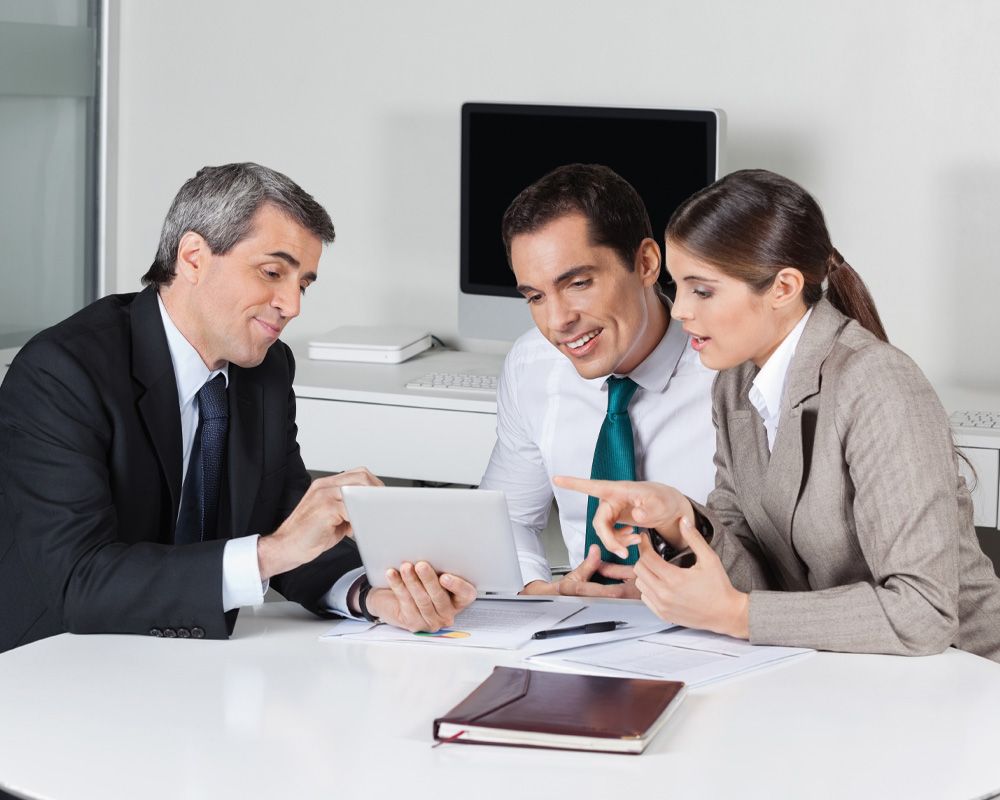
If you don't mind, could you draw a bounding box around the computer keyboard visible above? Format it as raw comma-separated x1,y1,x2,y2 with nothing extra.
950,410,1000,430
405,372,499,396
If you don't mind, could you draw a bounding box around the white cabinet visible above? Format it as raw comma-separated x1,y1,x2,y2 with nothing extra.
296,397,496,486
958,445,1000,529
292,346,505,486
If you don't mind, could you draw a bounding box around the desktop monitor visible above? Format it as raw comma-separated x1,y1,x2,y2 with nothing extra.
459,102,725,341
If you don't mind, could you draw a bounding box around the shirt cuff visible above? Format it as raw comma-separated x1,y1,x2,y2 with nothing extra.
320,566,367,619
222,535,268,611
518,558,552,589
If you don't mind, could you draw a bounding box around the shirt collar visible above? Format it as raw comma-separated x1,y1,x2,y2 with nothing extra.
748,307,812,422
156,293,229,409
583,296,687,394
622,312,688,393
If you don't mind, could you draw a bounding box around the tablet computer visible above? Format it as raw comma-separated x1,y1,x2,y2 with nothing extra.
340,486,524,594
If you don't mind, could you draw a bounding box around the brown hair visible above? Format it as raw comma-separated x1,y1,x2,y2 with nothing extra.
666,169,887,342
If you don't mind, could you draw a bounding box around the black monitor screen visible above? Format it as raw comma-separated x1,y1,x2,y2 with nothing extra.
461,103,720,298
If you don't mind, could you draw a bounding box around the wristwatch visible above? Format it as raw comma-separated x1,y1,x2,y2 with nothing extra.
648,508,714,567
357,578,381,624
691,507,714,543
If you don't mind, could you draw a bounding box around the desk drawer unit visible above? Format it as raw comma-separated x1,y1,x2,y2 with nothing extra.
958,446,1000,529
295,397,497,485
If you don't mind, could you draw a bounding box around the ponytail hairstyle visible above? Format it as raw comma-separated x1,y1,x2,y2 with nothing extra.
665,169,888,342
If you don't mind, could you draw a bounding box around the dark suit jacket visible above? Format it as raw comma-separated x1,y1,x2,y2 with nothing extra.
0,286,361,651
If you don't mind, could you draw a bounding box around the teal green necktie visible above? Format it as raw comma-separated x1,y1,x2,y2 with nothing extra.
585,376,640,584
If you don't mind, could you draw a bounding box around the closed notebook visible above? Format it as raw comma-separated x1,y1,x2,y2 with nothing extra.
433,666,686,755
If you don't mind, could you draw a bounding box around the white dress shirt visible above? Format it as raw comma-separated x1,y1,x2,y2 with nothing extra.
480,315,718,586
157,296,358,615
747,308,812,452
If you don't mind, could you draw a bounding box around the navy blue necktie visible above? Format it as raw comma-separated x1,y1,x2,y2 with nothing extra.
175,374,229,545
585,376,639,584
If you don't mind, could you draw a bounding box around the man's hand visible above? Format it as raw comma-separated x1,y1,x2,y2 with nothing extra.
257,467,383,580
553,475,695,556
366,562,477,632
521,545,641,599
634,521,749,638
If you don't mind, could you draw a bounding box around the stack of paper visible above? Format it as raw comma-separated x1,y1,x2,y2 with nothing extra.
322,598,811,686
526,627,812,686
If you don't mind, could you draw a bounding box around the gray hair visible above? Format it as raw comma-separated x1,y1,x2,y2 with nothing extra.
142,162,335,287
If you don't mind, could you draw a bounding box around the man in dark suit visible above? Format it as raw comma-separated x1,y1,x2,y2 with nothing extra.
0,163,474,652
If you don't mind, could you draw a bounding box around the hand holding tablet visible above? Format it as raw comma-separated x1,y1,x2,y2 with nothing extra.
364,561,478,633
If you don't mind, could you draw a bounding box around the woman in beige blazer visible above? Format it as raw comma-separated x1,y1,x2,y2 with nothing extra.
558,169,1000,661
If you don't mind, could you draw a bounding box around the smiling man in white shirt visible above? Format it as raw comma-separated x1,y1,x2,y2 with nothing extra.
479,164,717,597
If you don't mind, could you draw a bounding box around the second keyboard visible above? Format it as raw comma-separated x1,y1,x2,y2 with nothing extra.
405,372,499,396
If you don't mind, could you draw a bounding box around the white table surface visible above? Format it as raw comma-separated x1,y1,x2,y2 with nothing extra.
2,601,1000,800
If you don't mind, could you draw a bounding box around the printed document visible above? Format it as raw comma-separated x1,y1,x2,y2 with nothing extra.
320,598,672,651
321,599,584,649
527,627,812,686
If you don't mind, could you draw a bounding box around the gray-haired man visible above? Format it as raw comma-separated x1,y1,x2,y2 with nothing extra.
0,163,474,652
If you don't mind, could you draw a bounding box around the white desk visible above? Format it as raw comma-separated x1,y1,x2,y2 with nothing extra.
2,601,999,800
293,346,504,485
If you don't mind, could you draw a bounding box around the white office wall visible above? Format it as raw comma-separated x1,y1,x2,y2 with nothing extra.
112,0,1000,405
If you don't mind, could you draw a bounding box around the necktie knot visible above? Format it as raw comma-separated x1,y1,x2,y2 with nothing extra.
198,373,228,421
606,376,638,416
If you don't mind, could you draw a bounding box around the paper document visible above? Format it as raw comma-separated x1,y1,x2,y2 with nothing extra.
527,628,812,686
320,619,378,637
321,599,586,649
519,600,674,656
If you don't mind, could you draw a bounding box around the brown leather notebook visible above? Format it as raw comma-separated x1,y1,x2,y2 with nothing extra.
433,666,686,754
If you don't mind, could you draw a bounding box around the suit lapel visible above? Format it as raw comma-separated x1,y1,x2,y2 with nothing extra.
130,286,183,527
226,366,263,539
761,299,849,539
726,367,775,537
762,404,805,536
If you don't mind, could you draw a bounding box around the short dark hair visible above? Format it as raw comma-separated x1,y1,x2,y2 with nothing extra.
500,163,653,270
142,162,335,287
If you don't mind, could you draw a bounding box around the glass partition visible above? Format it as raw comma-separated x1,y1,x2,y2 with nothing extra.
0,0,100,349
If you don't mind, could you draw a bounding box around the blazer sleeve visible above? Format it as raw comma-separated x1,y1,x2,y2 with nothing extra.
1,340,232,639
266,345,363,616
696,400,777,592
747,345,961,656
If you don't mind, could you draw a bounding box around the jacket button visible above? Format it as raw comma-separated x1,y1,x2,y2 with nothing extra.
177,628,190,639
162,628,177,638
191,627,205,639
149,628,162,637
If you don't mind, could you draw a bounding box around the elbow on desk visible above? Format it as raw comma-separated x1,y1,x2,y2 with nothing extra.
889,607,958,658
58,585,232,641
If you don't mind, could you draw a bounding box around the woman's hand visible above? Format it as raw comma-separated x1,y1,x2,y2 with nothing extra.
552,475,695,556
634,518,749,639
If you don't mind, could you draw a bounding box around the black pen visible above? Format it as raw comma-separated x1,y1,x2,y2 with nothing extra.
531,621,628,639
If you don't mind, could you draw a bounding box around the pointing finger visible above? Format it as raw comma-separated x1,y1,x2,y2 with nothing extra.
553,475,620,498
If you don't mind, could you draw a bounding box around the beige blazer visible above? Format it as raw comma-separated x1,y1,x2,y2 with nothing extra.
697,298,1000,660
